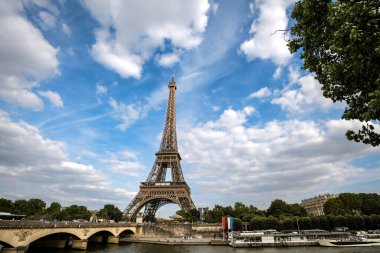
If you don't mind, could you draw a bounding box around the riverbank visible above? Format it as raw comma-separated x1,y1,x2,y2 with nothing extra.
120,237,213,245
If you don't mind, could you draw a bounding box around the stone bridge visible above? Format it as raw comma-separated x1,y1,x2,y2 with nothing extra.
0,221,141,252
0,221,221,252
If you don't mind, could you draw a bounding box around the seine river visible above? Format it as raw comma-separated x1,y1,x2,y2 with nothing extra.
27,243,380,253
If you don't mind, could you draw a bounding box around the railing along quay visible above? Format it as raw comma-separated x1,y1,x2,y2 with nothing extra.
0,220,137,229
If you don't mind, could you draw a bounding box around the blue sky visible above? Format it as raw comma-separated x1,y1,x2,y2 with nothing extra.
0,0,379,217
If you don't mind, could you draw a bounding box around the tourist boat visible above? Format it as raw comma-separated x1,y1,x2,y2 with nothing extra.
230,230,349,248
318,234,380,247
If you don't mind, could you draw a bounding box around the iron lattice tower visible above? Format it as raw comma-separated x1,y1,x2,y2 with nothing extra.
123,77,196,221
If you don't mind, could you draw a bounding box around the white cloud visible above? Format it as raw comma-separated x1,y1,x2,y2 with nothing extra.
207,106,253,129
84,0,209,78
157,53,180,67
96,84,107,95
38,11,56,29
180,108,380,207
38,90,63,108
272,66,335,114
0,1,59,111
243,106,255,116
109,97,148,130
248,87,272,99
273,66,282,80
240,0,295,65
100,150,144,177
0,110,133,207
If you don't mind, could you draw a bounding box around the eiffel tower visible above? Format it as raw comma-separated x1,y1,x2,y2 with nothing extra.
123,76,196,221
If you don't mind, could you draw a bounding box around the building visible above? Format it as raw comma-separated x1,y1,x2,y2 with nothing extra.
300,194,338,216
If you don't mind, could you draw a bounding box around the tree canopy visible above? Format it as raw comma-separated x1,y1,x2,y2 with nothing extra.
288,0,380,146
324,193,380,215
97,204,123,222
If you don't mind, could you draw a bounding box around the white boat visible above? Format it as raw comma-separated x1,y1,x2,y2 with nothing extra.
230,230,349,247
318,238,380,247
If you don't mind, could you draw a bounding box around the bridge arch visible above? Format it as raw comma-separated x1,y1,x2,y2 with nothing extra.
129,196,179,220
86,228,117,239
0,240,14,249
28,232,81,250
118,228,135,238
25,230,82,246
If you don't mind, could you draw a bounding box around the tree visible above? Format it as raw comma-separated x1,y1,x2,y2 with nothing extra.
324,198,346,215
46,202,62,220
0,198,13,213
267,199,289,218
13,200,30,216
234,218,243,231
11,199,46,217
57,205,91,221
176,209,200,222
288,0,380,146
97,204,123,222
288,204,307,217
27,198,46,216
361,193,380,215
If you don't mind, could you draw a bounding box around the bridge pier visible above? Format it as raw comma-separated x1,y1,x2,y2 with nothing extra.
71,239,88,250
107,236,119,244
1,247,27,253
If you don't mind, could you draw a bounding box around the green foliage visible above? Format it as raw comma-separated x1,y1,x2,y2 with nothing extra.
324,198,346,215
324,193,380,215
234,218,243,231
267,199,289,218
289,0,380,146
57,205,91,221
0,198,13,213
267,199,307,218
12,199,46,217
203,203,264,223
176,209,200,222
97,204,123,222
45,202,62,220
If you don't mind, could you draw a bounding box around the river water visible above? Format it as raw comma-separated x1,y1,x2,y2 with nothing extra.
27,243,380,253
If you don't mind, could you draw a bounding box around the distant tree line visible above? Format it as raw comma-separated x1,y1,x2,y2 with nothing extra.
0,198,122,222
198,193,380,231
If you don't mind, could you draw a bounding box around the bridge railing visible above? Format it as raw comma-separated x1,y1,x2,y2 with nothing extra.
0,220,137,229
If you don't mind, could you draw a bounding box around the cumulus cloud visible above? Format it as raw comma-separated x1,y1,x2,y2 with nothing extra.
38,90,63,108
0,110,133,207
157,53,180,67
0,1,59,111
240,0,295,65
248,87,272,99
180,107,380,207
272,66,335,114
84,0,209,78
